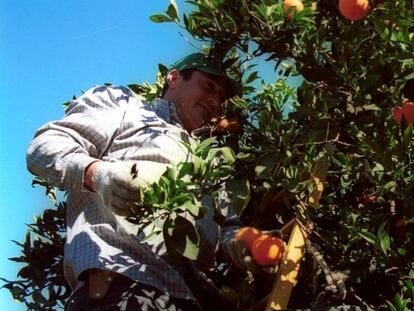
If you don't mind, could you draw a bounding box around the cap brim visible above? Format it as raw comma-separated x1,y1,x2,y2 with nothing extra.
196,67,241,99
170,52,242,99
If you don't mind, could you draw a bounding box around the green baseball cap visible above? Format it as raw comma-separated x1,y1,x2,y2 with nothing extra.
170,52,241,98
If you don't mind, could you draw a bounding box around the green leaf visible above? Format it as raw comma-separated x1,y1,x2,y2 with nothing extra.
386,300,398,311
377,221,390,254
32,289,48,304
404,72,414,81
188,137,199,152
10,238,24,246
177,162,193,181
383,180,397,192
140,221,162,241
406,217,414,224
193,155,206,177
195,137,215,157
220,285,240,304
174,200,200,217
255,154,277,178
404,279,414,298
244,71,259,84
397,248,407,256
206,147,219,163
393,293,408,311
236,152,252,160
363,159,371,173
31,177,56,202
170,192,191,205
166,0,179,20
18,266,32,279
229,97,248,109
358,230,376,245
8,256,27,263
226,178,250,216
372,19,386,36
141,229,162,245
362,104,380,111
183,13,194,32
220,147,236,165
223,57,238,70
149,14,174,23
164,215,199,260
403,124,413,149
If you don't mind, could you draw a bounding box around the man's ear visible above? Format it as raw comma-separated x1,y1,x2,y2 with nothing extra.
166,69,180,89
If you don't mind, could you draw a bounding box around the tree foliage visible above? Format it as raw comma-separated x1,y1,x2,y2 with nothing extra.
0,202,68,310
2,0,414,310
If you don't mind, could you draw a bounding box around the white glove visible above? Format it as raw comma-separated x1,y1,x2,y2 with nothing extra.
91,161,168,216
227,239,264,273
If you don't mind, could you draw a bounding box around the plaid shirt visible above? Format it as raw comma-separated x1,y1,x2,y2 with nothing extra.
26,85,240,302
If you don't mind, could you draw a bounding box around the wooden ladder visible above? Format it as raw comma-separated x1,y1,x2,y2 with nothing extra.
254,157,331,311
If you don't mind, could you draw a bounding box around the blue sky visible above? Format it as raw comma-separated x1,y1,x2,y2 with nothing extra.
0,1,195,309
0,1,301,309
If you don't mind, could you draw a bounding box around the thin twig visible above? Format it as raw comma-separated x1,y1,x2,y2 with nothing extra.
295,194,309,211
324,122,330,142
293,138,352,148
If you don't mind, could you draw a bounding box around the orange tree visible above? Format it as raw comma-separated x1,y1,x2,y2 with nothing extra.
2,0,414,310
146,0,414,309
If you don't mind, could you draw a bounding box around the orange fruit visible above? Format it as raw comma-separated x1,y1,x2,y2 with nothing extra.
235,226,262,249
215,117,240,133
395,218,407,228
402,100,414,124
283,0,304,21
392,106,403,124
358,193,377,205
251,234,285,266
392,100,414,125
339,0,370,21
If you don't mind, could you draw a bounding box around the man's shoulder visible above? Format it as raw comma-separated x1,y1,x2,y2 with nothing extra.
64,84,149,114
87,84,135,99
83,84,149,107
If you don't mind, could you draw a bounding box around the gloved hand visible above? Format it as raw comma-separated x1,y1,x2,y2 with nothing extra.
226,229,283,274
90,161,167,216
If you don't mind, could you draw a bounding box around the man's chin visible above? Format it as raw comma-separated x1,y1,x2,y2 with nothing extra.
182,120,204,133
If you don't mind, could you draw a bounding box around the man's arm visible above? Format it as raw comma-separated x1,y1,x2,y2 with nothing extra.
26,85,129,191
217,187,243,251
84,161,101,191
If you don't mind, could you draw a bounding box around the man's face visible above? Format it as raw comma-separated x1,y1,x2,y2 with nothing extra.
164,69,226,133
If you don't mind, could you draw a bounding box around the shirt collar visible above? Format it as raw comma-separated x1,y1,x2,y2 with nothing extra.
150,98,210,139
150,98,182,126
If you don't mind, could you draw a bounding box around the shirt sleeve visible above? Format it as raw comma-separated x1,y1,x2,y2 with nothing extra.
26,85,131,191
217,187,243,256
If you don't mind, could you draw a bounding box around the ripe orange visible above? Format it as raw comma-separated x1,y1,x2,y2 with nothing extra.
403,100,414,124
392,100,414,125
393,106,403,124
283,0,304,21
215,117,240,133
235,226,262,249
339,0,370,21
251,234,285,266
358,193,377,205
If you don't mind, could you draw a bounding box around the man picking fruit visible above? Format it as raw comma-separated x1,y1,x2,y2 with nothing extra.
26,52,281,311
